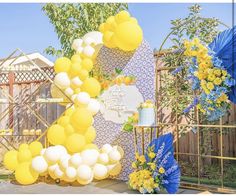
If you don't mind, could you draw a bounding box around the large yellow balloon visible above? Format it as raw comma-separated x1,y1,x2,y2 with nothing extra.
69,62,82,77
65,107,75,117
19,143,29,151
54,57,71,73
115,10,130,24
81,78,101,98
15,162,39,185
29,141,43,157
78,69,89,81
64,124,75,135
65,133,86,153
47,124,66,145
85,127,96,143
3,150,18,171
115,21,143,51
81,58,93,72
71,54,81,63
70,108,93,130
18,149,32,163
58,116,70,127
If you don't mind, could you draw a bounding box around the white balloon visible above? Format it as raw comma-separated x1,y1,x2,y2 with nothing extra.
55,145,68,157
64,88,74,97
77,173,93,185
44,146,61,164
77,164,93,181
87,98,100,115
101,144,113,154
54,72,70,89
83,37,94,45
48,163,59,173
31,156,48,173
59,154,71,170
107,162,122,176
71,77,83,87
72,39,83,50
98,153,109,165
82,31,103,45
93,164,108,180
66,167,77,179
75,92,90,105
112,146,124,158
40,148,46,156
108,149,121,163
83,45,95,57
54,167,64,178
76,46,84,53
69,153,82,168
81,149,99,166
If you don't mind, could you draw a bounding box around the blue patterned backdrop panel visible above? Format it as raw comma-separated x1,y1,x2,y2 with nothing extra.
94,40,156,181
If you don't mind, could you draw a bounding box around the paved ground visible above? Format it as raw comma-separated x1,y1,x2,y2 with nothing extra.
0,179,206,194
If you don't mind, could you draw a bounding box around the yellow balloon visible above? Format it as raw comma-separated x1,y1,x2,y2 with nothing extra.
70,108,93,130
74,88,81,94
99,23,106,33
78,69,89,81
47,124,66,145
58,116,70,127
65,107,75,117
81,78,101,98
106,16,117,30
85,127,96,143
15,162,39,185
115,21,143,51
3,150,18,171
129,17,138,24
54,57,71,73
69,62,82,77
18,149,32,163
81,58,93,72
19,143,29,151
83,143,99,151
64,124,75,135
65,133,86,153
115,10,130,24
29,141,43,157
71,54,82,63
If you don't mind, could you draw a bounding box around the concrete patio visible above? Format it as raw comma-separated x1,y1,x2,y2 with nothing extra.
0,179,208,194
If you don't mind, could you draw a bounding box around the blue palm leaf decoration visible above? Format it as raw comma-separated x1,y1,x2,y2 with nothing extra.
209,26,236,103
146,133,181,194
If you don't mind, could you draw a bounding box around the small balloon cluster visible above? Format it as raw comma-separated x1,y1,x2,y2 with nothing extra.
3,141,123,185
99,10,143,51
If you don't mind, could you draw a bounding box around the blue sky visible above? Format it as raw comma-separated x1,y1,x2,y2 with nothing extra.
0,3,235,61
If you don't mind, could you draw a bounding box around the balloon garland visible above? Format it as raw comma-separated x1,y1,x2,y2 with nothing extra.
3,10,143,185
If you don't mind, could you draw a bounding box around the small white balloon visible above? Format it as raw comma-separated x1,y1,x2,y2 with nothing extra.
112,146,124,158
101,144,113,154
77,164,93,181
40,148,46,156
83,37,94,45
69,153,82,168
93,163,108,180
107,162,122,176
54,167,64,178
77,173,94,185
55,145,68,157
108,149,121,163
76,46,84,53
71,77,83,87
98,153,109,165
81,149,99,166
87,99,100,115
59,154,71,170
54,72,70,89
75,92,90,105
83,45,95,57
48,163,59,173
66,167,77,179
31,156,48,173
72,39,83,50
64,88,74,97
82,31,103,45
44,146,61,164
